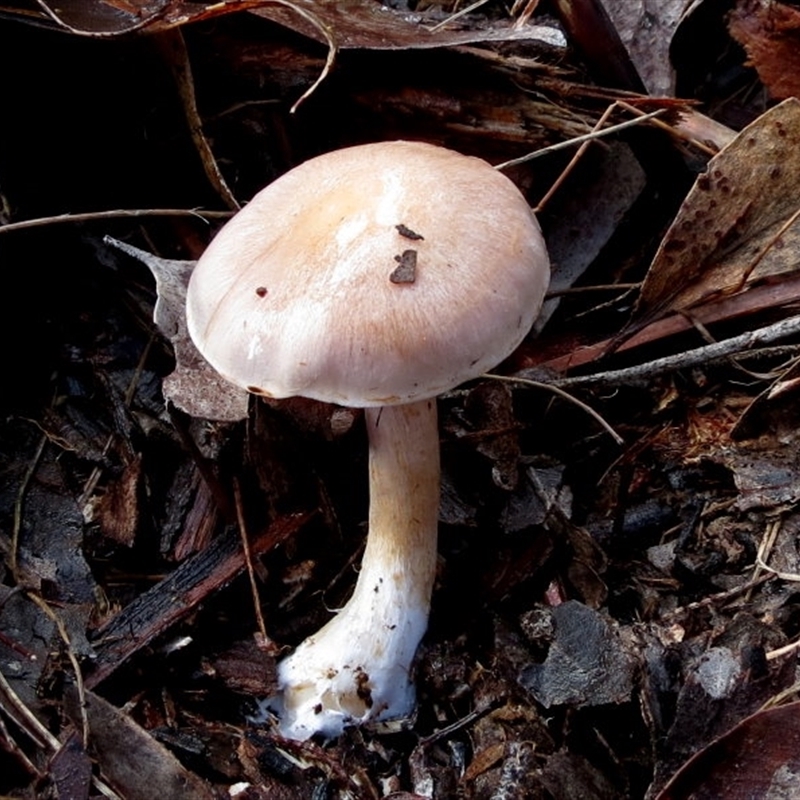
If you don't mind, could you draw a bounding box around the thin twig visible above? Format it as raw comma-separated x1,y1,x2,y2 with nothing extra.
158,29,240,210
0,714,42,778
755,553,800,583
766,638,800,662
26,594,90,748
616,100,718,157
0,669,60,751
171,0,337,114
32,0,337,115
660,573,775,620
494,110,665,171
419,703,494,747
748,517,783,600
0,670,121,798
511,0,542,28
534,101,618,213
10,435,48,582
233,480,276,654
483,373,624,445
760,681,800,709
738,204,800,289
0,208,232,236
428,0,491,32
268,0,337,113
544,282,642,299
537,314,800,389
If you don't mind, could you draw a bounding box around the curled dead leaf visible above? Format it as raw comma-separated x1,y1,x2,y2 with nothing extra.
632,98,800,328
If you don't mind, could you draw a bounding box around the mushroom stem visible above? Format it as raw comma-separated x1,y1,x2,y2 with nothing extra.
277,399,440,739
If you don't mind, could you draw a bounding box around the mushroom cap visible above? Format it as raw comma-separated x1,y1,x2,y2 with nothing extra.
187,141,549,407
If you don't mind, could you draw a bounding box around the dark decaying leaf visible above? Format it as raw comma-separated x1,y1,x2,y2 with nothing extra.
462,381,522,491
708,435,800,512
598,0,687,96
645,610,797,795
536,140,646,332
0,430,96,607
48,732,92,800
538,750,620,800
64,688,217,800
655,701,800,800
518,601,636,707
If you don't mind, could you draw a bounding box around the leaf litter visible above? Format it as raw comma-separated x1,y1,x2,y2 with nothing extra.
2,1,800,798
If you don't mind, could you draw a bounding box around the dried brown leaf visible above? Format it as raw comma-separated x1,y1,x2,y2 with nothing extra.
656,701,800,800
729,0,800,101
600,0,685,95
106,238,249,421
632,98,800,327
254,0,566,51
27,0,566,53
65,688,217,800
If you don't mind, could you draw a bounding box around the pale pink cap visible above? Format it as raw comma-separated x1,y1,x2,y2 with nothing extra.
187,141,549,407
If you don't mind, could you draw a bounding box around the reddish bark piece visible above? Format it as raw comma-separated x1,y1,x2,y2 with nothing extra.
85,513,308,689
90,456,142,547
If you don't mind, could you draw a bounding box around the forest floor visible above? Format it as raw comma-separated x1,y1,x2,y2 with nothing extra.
2,1,800,798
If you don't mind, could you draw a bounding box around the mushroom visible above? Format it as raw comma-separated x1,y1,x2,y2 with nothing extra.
186,140,550,739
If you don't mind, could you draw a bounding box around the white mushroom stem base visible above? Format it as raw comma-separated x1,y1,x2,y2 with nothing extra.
276,400,440,740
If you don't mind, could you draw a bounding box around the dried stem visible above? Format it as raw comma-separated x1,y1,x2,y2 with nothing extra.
536,314,800,389
484,373,624,445
0,208,232,236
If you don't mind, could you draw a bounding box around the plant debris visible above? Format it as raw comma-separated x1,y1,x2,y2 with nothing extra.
2,1,800,798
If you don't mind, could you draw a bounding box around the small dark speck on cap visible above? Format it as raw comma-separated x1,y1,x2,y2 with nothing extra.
396,223,424,241
255,286,268,297
390,250,417,284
